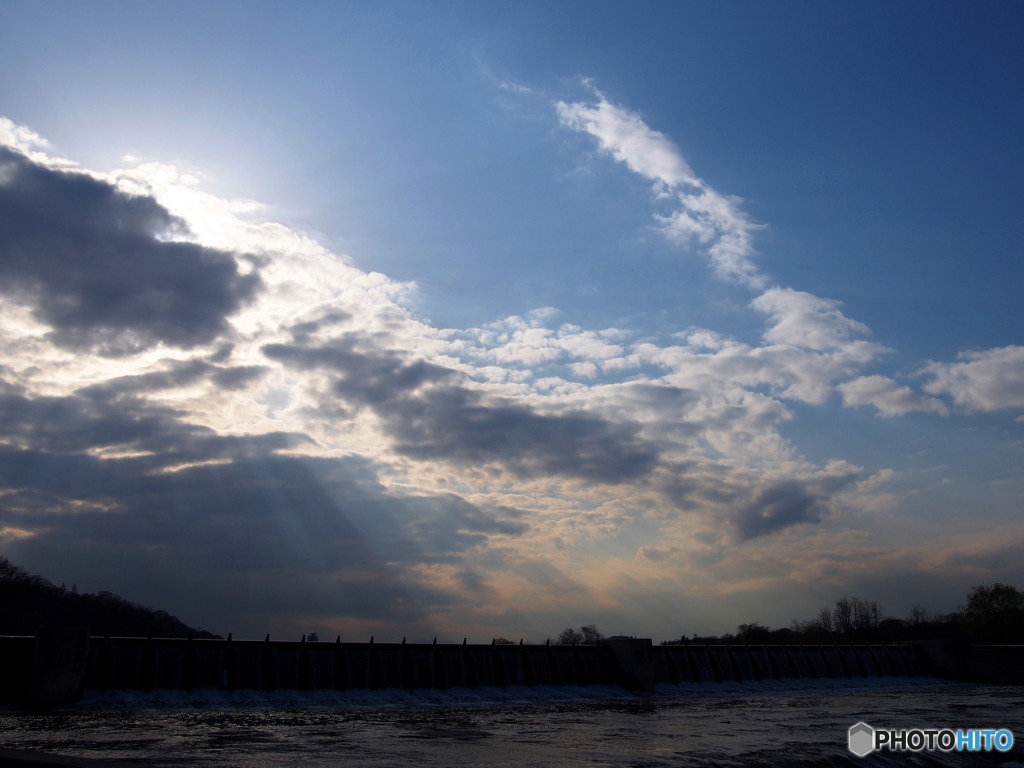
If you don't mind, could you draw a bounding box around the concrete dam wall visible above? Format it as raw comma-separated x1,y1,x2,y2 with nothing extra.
85,636,621,693
81,637,929,693
651,641,924,684
2,631,939,705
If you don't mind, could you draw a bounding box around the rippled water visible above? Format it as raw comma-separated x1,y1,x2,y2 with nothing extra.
2,679,1023,767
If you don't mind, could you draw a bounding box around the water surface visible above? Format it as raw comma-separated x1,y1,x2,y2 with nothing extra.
2,679,1022,767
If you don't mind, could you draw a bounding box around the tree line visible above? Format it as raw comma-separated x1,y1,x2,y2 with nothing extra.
0,556,217,638
546,584,1023,648
669,584,1024,646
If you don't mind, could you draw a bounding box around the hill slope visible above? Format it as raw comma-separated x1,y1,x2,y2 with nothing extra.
0,556,217,638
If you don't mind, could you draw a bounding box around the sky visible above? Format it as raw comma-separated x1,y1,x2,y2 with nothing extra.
0,0,1022,643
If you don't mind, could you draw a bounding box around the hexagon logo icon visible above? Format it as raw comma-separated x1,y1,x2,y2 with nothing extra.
848,722,875,757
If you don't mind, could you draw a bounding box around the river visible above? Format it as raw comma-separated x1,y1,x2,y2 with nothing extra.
1,678,1022,767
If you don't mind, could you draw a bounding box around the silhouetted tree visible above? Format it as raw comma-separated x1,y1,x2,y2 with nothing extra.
0,555,217,638
816,607,833,634
850,597,881,632
736,622,771,643
960,583,1024,643
555,627,583,644
554,625,604,644
908,603,929,625
832,597,853,635
665,591,984,645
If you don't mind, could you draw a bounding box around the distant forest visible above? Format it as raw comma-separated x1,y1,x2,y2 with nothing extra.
690,585,1023,645
554,585,1024,648
0,556,218,638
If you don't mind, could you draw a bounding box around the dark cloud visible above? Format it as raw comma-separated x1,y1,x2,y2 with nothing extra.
0,147,259,356
77,357,268,399
728,459,864,540
733,481,824,540
210,364,268,390
263,337,660,483
0,389,181,455
0,450,438,631
0,383,525,636
0,383,302,468
287,310,353,343
388,387,658,482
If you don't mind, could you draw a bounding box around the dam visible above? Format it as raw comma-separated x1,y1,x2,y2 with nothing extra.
2,629,953,706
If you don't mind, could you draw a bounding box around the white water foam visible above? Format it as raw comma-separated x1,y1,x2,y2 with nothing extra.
69,683,639,711
69,675,951,711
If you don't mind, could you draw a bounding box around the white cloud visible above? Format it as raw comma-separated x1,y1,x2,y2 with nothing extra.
838,375,949,417
618,289,887,407
923,345,1024,412
662,188,765,287
446,313,627,375
555,95,697,188
0,117,50,157
556,92,766,288
751,288,872,351
498,80,533,94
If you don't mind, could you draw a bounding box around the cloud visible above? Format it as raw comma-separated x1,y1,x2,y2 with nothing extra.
728,458,863,540
556,90,766,288
838,375,949,417
554,89,1020,425
0,378,526,635
634,544,678,563
0,381,307,470
745,288,890,404
0,146,260,356
556,93,698,188
922,345,1024,412
262,335,660,483
554,91,895,411
444,311,628,376
624,303,885,409
0,117,60,165
751,288,872,351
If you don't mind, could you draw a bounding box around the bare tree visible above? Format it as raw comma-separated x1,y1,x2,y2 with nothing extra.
868,599,882,628
555,625,604,644
851,597,870,630
833,597,853,635
555,627,584,645
816,607,834,634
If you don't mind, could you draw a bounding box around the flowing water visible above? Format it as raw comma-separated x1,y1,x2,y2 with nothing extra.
2,678,1022,767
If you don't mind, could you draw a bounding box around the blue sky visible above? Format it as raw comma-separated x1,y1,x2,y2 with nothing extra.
0,1,1022,641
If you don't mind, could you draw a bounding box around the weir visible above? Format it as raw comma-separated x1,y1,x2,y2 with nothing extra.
7,632,996,705
77,637,625,693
